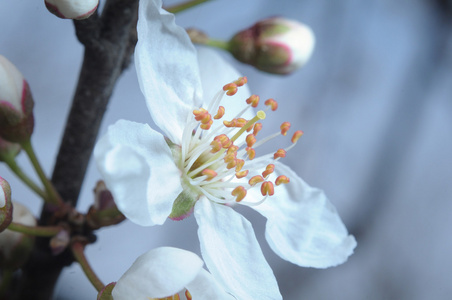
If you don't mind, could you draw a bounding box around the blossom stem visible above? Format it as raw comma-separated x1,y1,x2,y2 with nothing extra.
7,222,62,237
165,0,211,14
21,139,62,205
205,38,230,51
71,242,105,292
3,156,47,200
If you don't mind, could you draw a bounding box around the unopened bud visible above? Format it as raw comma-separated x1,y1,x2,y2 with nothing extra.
0,137,21,162
0,202,36,270
0,55,34,143
228,17,315,74
45,0,99,20
86,181,125,229
0,177,13,232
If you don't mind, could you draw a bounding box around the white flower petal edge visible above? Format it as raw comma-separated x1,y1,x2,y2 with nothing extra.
112,247,203,299
252,161,357,268
136,0,203,144
195,197,282,300
94,120,182,226
186,269,236,300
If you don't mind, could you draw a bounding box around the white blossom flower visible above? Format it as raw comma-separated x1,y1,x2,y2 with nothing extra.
112,247,234,300
94,0,356,298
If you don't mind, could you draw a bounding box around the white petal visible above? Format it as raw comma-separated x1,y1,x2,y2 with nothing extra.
94,120,183,226
194,197,282,300
252,161,357,268
112,247,203,299
185,269,235,300
135,0,202,144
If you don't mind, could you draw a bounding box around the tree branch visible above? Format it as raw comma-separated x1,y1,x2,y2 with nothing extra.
15,1,139,299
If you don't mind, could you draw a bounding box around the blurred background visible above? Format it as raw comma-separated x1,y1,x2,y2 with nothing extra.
1,0,452,299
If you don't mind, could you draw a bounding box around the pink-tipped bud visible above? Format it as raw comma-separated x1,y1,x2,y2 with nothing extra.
0,177,13,232
0,201,36,270
45,0,98,20
228,17,315,75
0,55,34,143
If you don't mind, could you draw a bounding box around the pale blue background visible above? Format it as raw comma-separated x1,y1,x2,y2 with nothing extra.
1,0,451,299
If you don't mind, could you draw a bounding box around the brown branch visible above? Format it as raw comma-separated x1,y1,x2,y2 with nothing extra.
15,1,139,299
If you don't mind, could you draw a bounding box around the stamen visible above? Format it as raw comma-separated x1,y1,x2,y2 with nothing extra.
246,95,260,107
264,98,278,111
280,122,291,136
262,164,275,178
273,149,286,159
200,119,213,130
201,169,217,181
214,106,225,119
246,147,256,160
235,170,249,179
235,159,245,171
232,186,247,202
234,76,248,86
185,290,192,300
261,181,275,196
223,83,238,96
246,134,257,147
291,130,304,143
275,175,290,185
253,123,263,136
249,175,264,186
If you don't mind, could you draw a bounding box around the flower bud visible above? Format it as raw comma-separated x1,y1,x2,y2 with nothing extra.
0,202,36,270
228,17,315,74
0,137,21,162
0,177,13,232
45,0,99,20
0,55,34,143
86,181,125,229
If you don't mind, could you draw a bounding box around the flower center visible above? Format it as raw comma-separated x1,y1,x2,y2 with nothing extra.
174,77,302,207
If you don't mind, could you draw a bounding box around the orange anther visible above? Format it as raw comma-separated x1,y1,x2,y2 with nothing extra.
174,294,181,300
261,181,275,196
200,113,211,125
249,175,264,186
214,106,225,119
201,169,217,181
185,290,192,300
236,170,249,179
253,123,263,136
246,147,256,160
246,134,256,147
280,122,291,136
246,95,260,108
215,134,231,148
264,98,278,111
236,118,247,128
262,164,275,178
234,76,248,86
275,175,290,185
223,83,238,96
232,186,247,202
200,119,213,130
224,153,237,169
235,159,245,172
210,139,222,153
193,108,208,121
273,149,286,159
223,119,237,128
227,145,239,154
291,130,304,143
